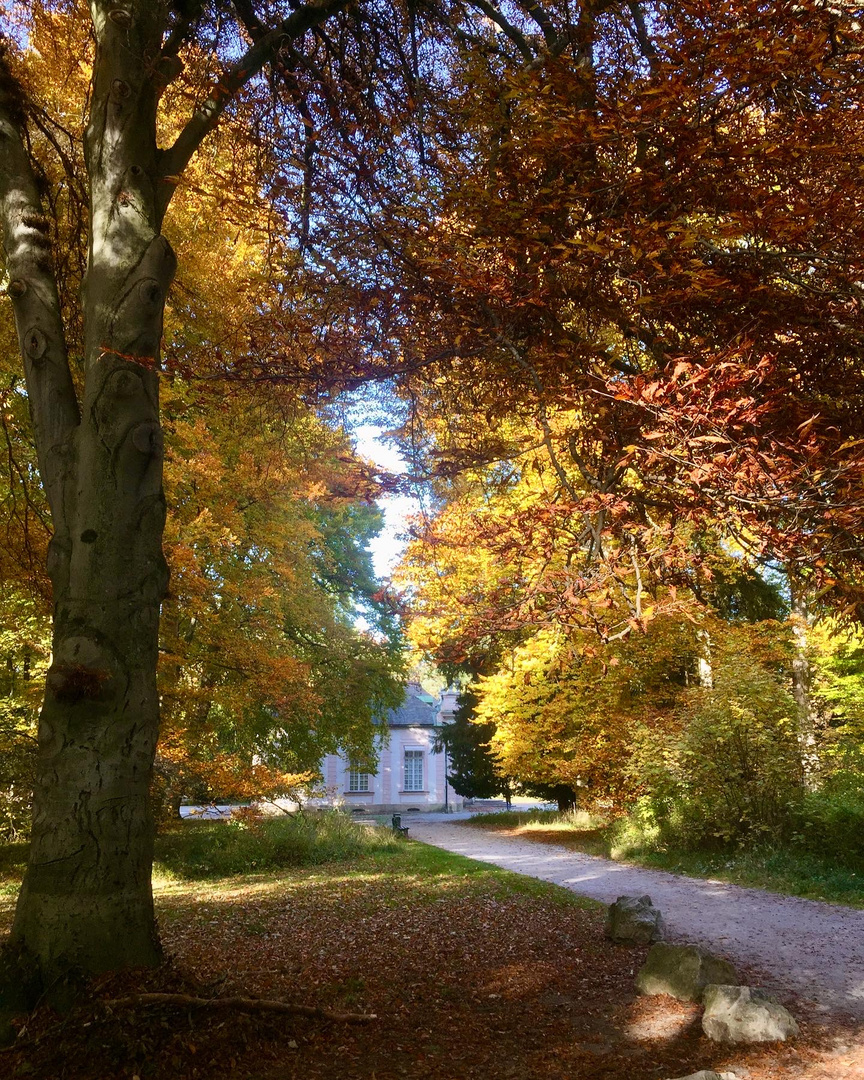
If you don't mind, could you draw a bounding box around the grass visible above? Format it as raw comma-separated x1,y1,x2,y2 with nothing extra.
0,811,596,908
149,812,598,910
153,810,404,880
467,809,864,908
150,835,601,925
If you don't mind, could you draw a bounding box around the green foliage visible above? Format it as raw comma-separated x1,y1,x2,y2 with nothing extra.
153,811,402,880
612,825,864,907
631,626,802,848
470,809,864,907
704,563,788,624
0,728,35,843
476,617,701,805
0,589,50,841
0,840,28,900
433,691,513,800
793,777,864,865
809,619,864,771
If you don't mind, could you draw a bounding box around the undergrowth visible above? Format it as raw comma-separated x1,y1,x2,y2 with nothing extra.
153,810,403,880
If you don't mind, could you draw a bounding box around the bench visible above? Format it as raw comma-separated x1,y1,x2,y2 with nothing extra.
391,814,409,837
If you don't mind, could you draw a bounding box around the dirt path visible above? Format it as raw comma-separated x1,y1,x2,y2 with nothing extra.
411,820,864,1022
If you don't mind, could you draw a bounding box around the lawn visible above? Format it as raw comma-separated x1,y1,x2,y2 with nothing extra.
0,816,854,1079
465,810,864,909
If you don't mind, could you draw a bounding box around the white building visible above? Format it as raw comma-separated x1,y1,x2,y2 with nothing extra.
316,683,463,813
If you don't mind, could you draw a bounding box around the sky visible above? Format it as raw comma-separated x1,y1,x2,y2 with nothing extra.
352,424,419,579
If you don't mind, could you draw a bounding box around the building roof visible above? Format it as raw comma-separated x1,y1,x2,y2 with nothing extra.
382,682,438,728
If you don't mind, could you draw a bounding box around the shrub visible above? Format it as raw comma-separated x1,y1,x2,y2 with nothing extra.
630,627,803,849
154,810,400,880
793,777,864,866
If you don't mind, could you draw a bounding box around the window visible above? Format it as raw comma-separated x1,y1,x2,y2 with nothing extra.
348,766,369,792
404,749,424,792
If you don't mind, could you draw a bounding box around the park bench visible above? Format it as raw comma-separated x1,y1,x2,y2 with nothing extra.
391,813,409,837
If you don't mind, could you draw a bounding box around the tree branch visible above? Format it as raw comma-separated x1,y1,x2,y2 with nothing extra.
466,0,536,63
157,0,351,211
0,46,79,525
106,992,378,1023
627,1,658,67
161,1,205,60
513,0,558,47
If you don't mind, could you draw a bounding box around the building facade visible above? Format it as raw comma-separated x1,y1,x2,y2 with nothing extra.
316,683,463,813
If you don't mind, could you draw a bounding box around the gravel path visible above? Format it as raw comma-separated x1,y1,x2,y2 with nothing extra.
410,820,864,1021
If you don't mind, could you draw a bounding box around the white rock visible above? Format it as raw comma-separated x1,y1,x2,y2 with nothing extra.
636,942,737,1002
665,1072,739,1080
702,985,799,1044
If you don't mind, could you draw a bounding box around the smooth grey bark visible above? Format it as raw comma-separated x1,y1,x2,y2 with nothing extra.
696,627,713,689
790,585,819,787
0,0,348,1002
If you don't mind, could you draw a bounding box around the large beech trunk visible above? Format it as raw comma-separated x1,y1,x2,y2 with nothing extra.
1,3,174,994
11,226,174,977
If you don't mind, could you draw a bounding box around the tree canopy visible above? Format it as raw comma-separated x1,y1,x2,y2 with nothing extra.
2,0,864,1013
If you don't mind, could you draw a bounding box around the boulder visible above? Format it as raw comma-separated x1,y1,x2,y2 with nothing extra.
702,985,799,1044
605,894,665,944
636,942,738,1002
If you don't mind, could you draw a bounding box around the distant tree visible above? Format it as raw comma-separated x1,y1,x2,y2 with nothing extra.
434,691,514,805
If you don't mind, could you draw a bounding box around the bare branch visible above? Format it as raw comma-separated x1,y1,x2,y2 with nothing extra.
161,1,205,60
465,0,536,62
106,992,378,1023
158,0,351,209
512,0,558,47
627,0,659,68
231,0,268,42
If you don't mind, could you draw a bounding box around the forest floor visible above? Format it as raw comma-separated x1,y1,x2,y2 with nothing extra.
0,837,862,1080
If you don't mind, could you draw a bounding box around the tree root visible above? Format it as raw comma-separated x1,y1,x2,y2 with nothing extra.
104,992,377,1023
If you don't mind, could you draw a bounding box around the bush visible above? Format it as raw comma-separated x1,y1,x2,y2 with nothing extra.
154,810,401,880
793,777,864,866
630,629,803,850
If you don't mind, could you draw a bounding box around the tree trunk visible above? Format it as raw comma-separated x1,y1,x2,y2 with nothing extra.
12,230,175,987
1,2,174,999
554,785,578,813
696,627,713,689
790,585,819,787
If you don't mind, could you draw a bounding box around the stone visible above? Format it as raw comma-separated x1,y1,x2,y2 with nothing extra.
664,1072,739,1080
605,894,665,944
636,942,738,1002
702,985,800,1044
